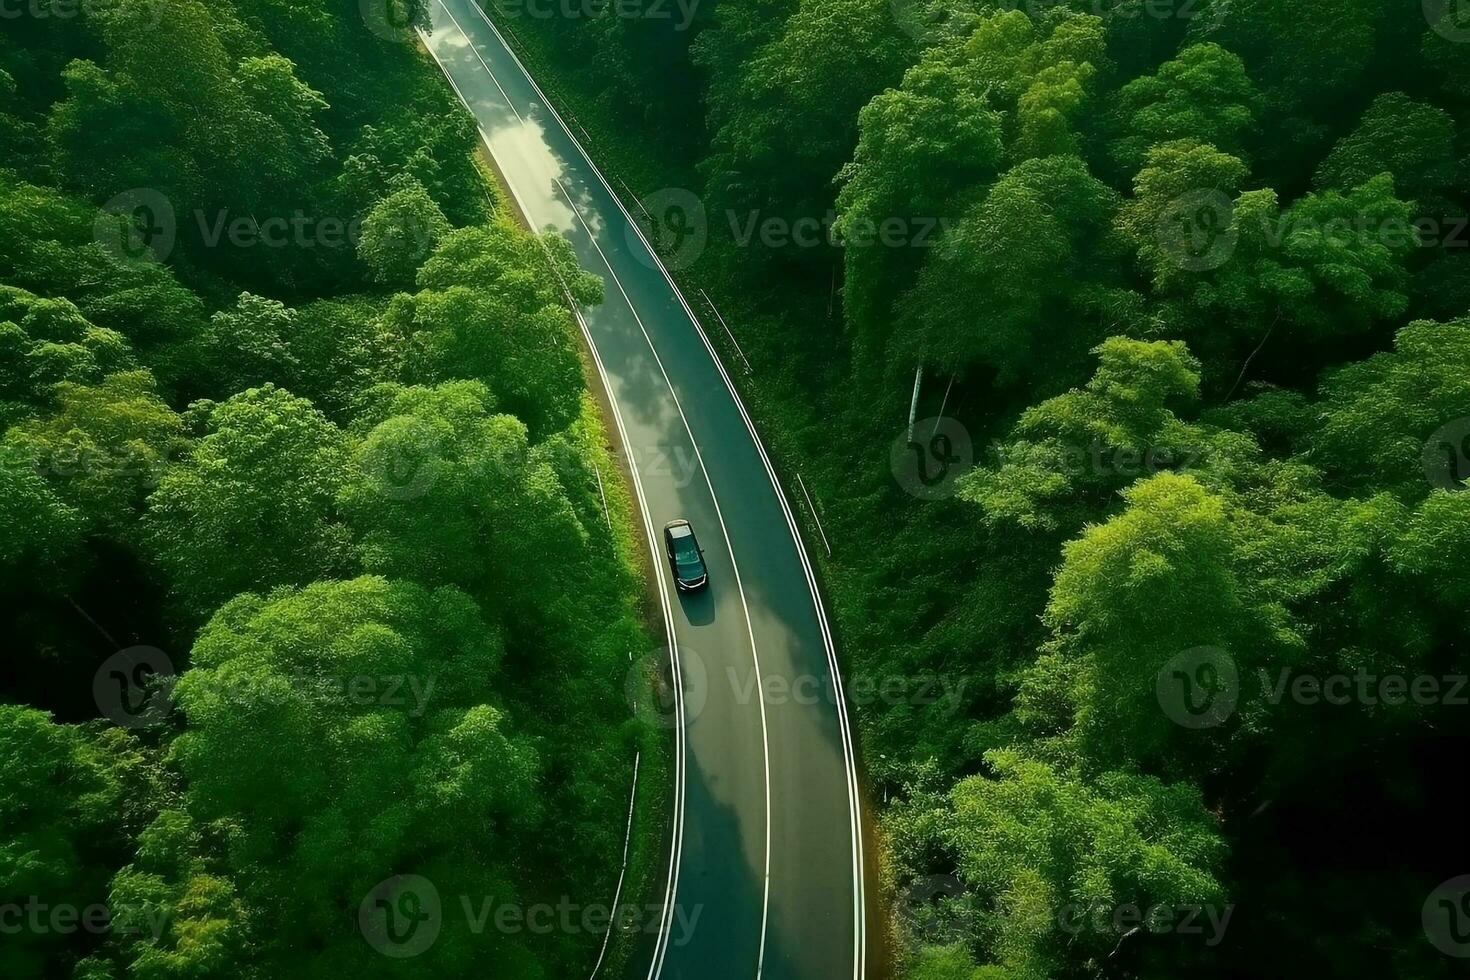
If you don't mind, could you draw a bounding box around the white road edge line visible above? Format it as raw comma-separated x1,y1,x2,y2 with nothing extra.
687,271,867,980
589,749,640,980
795,472,833,558
620,176,654,221
460,12,868,978
419,23,688,980
426,7,777,979
698,288,753,375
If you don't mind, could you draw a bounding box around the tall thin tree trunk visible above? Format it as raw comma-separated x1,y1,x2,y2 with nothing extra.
907,364,924,441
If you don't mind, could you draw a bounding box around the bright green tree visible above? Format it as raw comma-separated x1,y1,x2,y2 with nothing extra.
1310,316,1470,494
1110,43,1259,177
4,370,183,538
166,576,540,976
143,385,354,618
357,180,452,289
0,442,86,588
386,284,583,438
0,708,140,980
341,381,589,623
944,752,1225,978
960,338,1220,533
196,292,301,397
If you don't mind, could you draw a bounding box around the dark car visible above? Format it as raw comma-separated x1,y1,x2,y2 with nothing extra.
663,519,708,592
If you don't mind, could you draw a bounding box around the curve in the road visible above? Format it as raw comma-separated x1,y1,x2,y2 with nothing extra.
418,8,763,973
419,7,867,978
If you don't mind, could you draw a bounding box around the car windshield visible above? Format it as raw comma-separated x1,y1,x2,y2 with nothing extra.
670,526,700,564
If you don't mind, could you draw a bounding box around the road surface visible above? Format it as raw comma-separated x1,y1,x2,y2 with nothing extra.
418,5,868,979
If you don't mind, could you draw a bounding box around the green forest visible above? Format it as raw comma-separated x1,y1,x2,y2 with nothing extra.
496,0,1470,977
1,2,660,978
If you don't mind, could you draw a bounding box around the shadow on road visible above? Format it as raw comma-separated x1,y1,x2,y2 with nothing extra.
679,587,715,627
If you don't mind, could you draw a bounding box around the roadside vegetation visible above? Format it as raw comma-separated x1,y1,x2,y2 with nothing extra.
1,2,661,978
494,0,1470,977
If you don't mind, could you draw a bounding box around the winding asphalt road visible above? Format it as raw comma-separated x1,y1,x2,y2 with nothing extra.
418,5,868,979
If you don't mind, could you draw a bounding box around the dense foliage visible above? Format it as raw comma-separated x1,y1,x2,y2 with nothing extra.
507,0,1469,976
1,2,654,978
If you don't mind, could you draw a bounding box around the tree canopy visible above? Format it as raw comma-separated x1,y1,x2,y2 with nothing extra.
1,4,651,977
